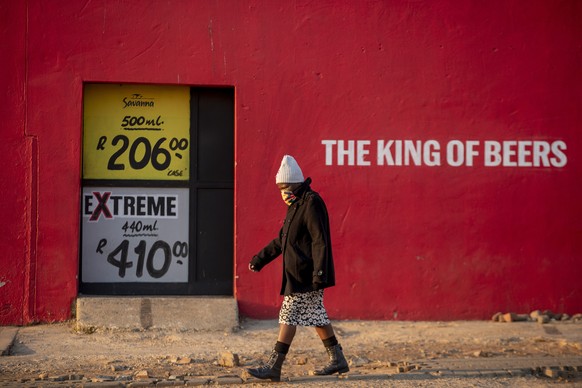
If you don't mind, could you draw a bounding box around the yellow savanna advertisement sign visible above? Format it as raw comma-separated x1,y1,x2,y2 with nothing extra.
83,84,190,180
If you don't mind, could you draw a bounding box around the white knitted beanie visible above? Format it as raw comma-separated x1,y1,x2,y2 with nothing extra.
275,155,304,184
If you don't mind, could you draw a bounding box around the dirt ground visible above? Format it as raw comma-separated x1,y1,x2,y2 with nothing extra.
1,319,581,386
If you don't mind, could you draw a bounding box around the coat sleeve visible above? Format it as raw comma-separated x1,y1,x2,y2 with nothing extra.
305,195,331,285
250,228,283,271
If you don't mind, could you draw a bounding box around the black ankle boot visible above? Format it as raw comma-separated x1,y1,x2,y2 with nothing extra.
246,349,286,382
313,344,349,375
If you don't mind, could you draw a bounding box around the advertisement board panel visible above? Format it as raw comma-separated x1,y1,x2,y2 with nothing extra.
83,84,190,180
81,187,189,283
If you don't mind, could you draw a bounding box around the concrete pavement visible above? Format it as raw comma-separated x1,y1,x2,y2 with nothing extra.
0,326,17,356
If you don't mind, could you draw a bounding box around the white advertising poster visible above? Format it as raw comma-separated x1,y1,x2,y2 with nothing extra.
81,187,189,283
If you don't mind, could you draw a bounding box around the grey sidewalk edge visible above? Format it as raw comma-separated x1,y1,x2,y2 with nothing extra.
0,327,18,356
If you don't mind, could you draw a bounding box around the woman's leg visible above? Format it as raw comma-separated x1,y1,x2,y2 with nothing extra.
278,323,297,344
313,323,349,375
315,324,334,340
246,324,296,381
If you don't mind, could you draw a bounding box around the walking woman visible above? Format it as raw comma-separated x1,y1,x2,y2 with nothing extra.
246,155,349,382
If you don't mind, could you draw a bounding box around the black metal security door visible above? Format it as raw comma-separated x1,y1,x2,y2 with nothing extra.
189,88,234,295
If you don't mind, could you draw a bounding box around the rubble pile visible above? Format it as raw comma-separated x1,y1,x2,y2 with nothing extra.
492,310,582,324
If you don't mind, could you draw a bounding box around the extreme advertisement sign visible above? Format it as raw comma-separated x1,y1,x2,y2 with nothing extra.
81,187,189,283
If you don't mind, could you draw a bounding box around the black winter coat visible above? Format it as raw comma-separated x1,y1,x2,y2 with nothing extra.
250,178,336,295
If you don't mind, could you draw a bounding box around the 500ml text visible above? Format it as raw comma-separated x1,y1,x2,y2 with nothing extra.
121,115,164,128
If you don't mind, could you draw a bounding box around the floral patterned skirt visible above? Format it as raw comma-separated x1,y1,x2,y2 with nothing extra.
278,290,331,326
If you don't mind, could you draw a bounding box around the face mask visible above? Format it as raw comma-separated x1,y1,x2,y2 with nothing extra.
281,190,297,206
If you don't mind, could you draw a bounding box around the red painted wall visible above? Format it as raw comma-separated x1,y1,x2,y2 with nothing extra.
1,0,581,324
1,1,29,325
